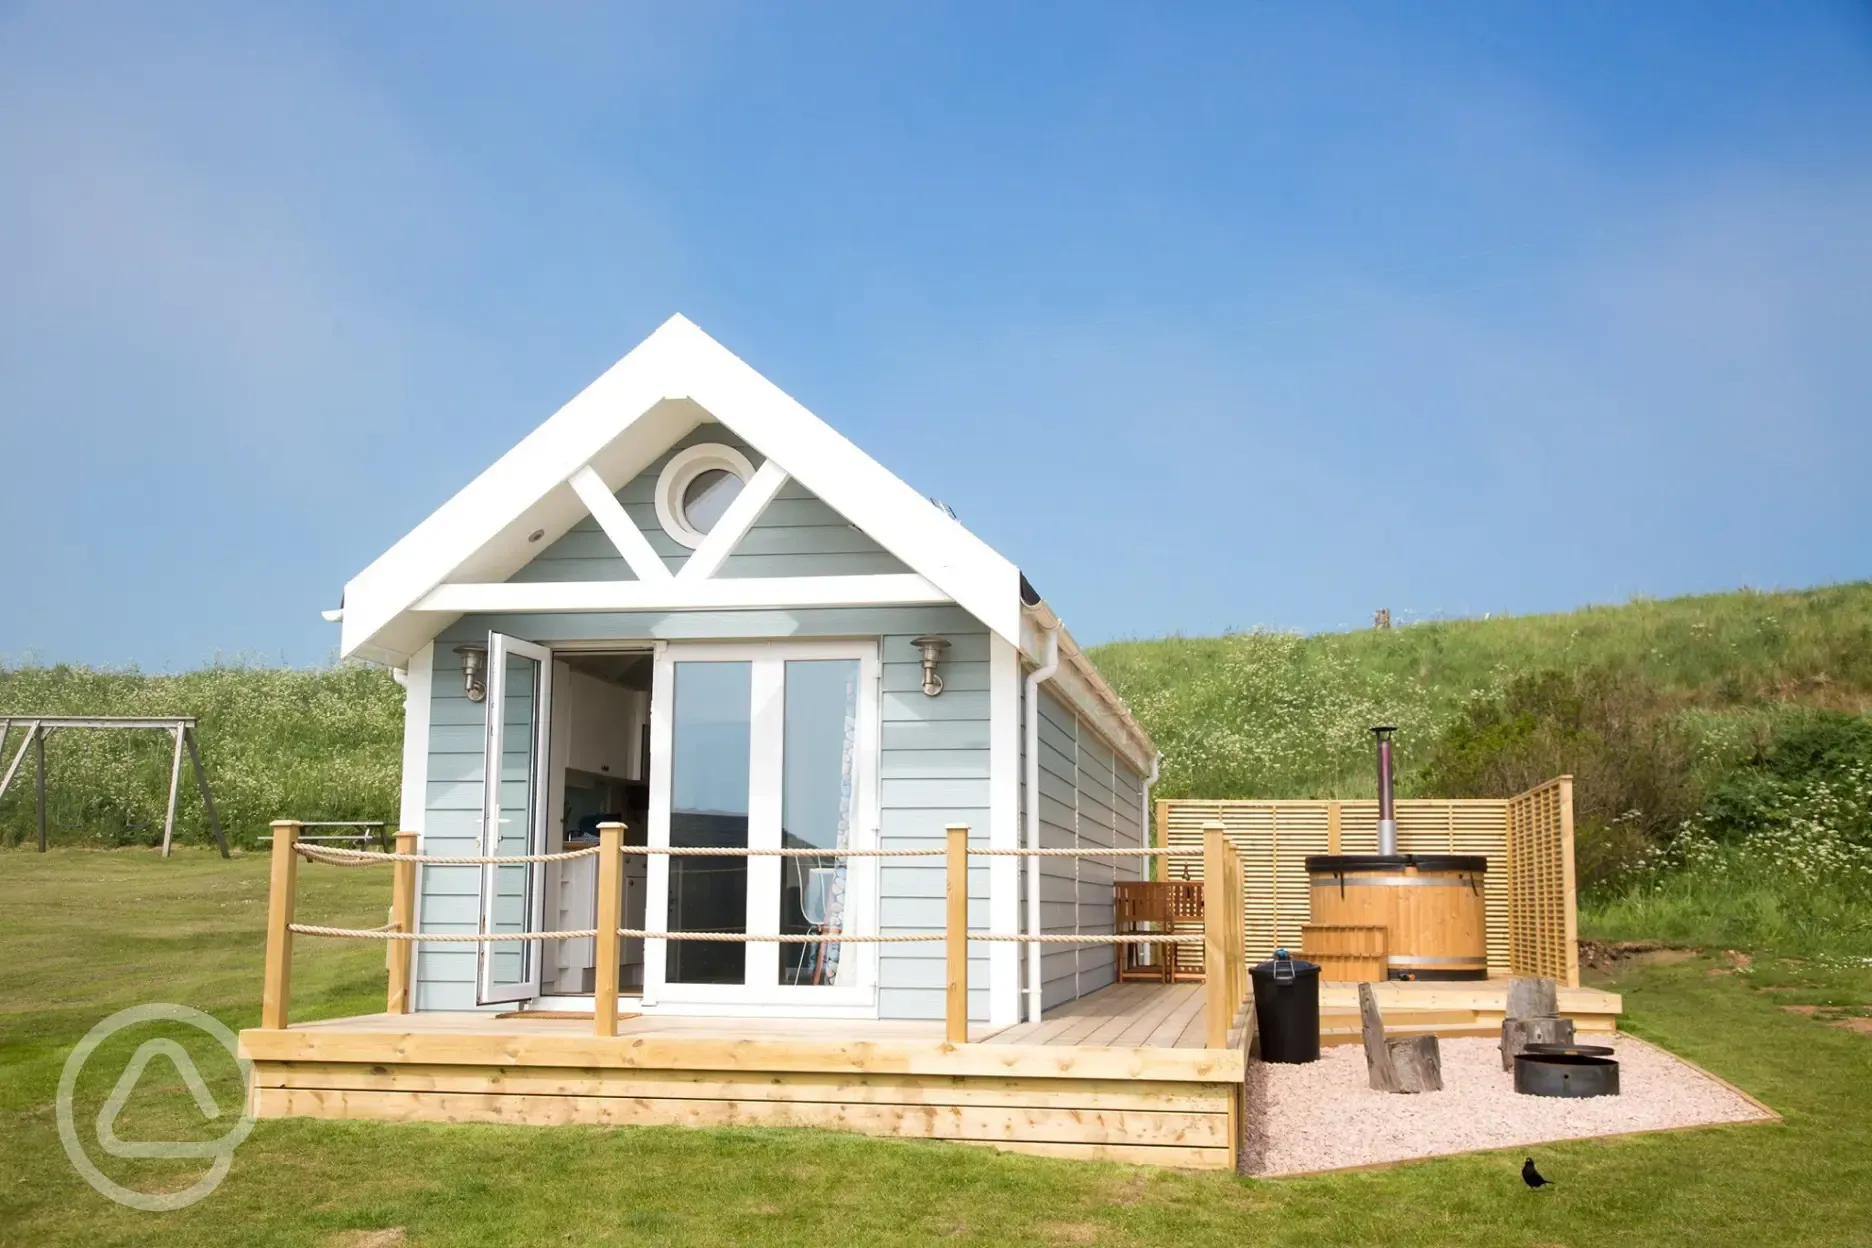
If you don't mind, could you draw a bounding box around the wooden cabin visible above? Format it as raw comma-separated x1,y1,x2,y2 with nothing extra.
241,315,1253,1168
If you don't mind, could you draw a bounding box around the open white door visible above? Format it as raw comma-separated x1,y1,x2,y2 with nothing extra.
477,632,554,1005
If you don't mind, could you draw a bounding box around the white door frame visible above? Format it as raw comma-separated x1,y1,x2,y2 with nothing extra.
643,639,881,1016
476,632,554,1005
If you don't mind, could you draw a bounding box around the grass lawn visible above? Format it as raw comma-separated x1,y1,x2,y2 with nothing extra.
2,849,1868,1247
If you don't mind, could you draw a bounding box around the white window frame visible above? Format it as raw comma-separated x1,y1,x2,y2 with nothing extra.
653,443,756,550
643,639,882,1017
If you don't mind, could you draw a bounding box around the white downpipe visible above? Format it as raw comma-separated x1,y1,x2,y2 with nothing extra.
1139,749,1161,967
1024,624,1062,1024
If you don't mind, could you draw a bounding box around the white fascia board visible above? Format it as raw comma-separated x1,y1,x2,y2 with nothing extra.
413,574,954,614
668,328,1025,644
339,321,703,659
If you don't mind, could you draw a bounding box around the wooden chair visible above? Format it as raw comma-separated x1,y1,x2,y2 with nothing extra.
1115,881,1205,983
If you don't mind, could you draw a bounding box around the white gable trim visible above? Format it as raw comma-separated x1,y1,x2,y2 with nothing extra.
676,459,790,582
566,464,671,583
340,316,1020,662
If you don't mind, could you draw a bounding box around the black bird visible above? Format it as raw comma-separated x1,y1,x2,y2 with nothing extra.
1522,1158,1554,1189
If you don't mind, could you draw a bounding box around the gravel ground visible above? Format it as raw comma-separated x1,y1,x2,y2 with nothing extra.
1243,1035,1774,1176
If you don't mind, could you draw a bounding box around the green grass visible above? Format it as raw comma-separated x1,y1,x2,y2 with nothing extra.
4,849,1870,1246
1582,871,1872,959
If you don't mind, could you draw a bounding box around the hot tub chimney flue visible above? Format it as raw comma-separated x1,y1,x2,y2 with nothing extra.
1372,726,1398,855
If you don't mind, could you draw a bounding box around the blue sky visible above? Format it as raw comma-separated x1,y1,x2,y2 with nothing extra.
2,2,1869,669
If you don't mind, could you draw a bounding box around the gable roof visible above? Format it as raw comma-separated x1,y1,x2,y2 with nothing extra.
338,314,1023,665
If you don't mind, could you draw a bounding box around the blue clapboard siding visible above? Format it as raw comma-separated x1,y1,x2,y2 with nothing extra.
414,604,991,1019
511,425,909,583
1033,685,1147,1011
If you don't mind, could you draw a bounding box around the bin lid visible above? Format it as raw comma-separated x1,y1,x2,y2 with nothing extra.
1250,950,1320,981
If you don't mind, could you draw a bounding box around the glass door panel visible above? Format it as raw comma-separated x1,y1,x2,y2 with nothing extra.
478,633,552,1005
780,659,860,986
666,660,751,984
649,641,876,1009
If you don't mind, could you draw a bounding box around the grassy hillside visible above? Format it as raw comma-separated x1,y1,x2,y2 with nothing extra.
0,663,400,849
1093,582,1872,943
5,582,1868,928
1091,581,1872,803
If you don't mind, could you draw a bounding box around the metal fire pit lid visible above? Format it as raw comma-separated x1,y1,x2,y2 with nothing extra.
1514,1052,1620,1098
1523,1042,1615,1058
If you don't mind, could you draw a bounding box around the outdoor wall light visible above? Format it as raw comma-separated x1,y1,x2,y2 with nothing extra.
909,636,951,697
454,644,488,703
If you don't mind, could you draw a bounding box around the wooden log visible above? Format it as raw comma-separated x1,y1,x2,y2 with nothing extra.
1357,982,1398,1091
1499,1016,1575,1070
1385,1034,1443,1092
1506,976,1559,1019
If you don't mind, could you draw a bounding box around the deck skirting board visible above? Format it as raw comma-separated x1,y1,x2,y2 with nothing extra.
255,1061,1229,1112
239,1029,1245,1083
249,1062,1240,1169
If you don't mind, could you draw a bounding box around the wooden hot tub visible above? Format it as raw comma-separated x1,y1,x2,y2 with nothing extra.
1304,854,1488,981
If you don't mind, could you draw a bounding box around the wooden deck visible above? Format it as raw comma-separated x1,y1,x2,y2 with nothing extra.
983,982,1243,1049
238,978,1620,1170
240,984,1249,1171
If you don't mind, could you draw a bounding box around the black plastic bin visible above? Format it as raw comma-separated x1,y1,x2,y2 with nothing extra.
1250,951,1321,1063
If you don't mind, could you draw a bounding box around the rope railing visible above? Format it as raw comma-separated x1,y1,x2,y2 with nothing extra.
288,924,1205,945
293,842,1201,867
260,818,1249,1049
296,844,603,866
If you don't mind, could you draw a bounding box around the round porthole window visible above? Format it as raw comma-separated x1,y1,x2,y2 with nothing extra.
654,443,756,548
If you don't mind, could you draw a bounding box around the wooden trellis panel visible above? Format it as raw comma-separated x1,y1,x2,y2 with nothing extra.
1504,776,1579,986
1158,783,1578,985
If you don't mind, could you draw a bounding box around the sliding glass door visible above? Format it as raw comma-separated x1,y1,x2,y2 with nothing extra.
647,641,878,1010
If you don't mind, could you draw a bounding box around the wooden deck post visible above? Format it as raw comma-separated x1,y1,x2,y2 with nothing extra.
593,822,626,1038
945,823,969,1044
1203,821,1229,1049
1558,776,1579,988
1230,844,1246,1016
261,820,300,1030
386,830,418,1014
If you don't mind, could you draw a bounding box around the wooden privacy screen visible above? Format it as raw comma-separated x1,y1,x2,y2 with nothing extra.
1504,777,1579,986
1156,778,1578,986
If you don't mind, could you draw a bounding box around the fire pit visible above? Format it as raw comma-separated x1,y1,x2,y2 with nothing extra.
1514,1047,1620,1098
